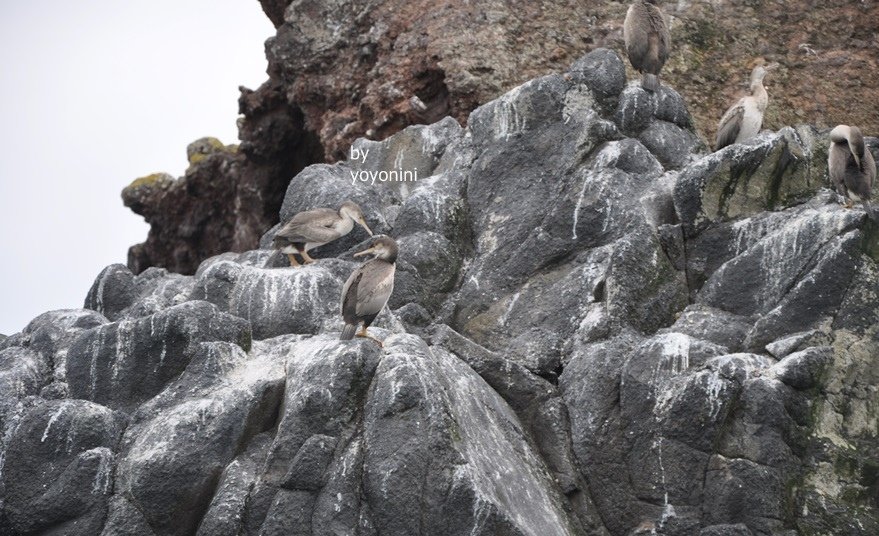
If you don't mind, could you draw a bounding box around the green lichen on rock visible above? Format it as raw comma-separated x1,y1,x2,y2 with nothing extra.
186,136,235,166
126,172,174,190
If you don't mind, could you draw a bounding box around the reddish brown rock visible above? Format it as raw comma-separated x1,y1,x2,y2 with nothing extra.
123,81,321,275
126,0,879,274
263,0,879,160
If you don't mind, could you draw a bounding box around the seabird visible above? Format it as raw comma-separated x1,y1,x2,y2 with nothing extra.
272,201,372,267
828,125,876,219
339,236,398,346
624,0,671,92
714,65,772,151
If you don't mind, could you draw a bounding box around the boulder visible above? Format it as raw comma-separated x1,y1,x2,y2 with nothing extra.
2,399,124,535
66,301,251,411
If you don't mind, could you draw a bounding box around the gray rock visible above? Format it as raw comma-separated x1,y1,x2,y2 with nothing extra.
654,85,692,128
745,229,862,350
114,342,285,536
664,304,752,352
119,267,195,319
281,434,338,491
700,523,754,536
569,48,627,99
0,347,49,481
24,309,108,383
396,231,462,307
765,329,830,358
832,247,879,334
7,60,879,536
674,126,829,234
560,333,645,534
40,381,69,399
85,264,137,321
638,120,701,170
456,245,612,377
363,335,579,536
2,399,124,535
614,84,657,134
66,301,251,411
393,173,467,241
699,205,863,316
605,226,689,334
0,346,48,401
428,324,555,413
193,257,347,339
455,132,655,337
101,494,157,536
245,336,382,533
703,455,786,534
771,347,833,390
196,433,272,536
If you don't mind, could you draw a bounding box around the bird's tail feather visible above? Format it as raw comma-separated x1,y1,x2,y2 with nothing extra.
642,73,660,92
340,323,357,341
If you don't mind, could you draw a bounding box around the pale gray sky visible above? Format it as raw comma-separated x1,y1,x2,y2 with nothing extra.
0,1,275,334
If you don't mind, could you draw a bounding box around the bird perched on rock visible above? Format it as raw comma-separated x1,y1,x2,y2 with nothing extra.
340,236,398,346
623,0,670,92
272,201,372,267
828,125,876,219
714,65,773,151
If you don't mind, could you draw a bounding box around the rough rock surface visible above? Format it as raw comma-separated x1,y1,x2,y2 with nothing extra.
127,0,879,275
123,86,323,275
6,49,879,535
258,0,879,159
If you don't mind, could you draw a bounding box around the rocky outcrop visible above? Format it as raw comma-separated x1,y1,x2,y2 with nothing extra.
123,83,323,275
126,0,879,274
6,50,879,535
259,0,879,160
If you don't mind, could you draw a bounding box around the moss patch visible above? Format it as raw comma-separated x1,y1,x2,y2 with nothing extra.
126,172,173,190
186,137,234,166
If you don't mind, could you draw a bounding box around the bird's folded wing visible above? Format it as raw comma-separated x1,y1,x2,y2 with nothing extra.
341,271,362,323
715,101,744,150
276,209,340,243
355,263,395,316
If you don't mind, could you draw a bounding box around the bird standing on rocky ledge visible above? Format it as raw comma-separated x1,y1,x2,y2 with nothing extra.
272,201,372,267
714,64,774,151
340,236,398,346
623,0,670,92
828,124,877,220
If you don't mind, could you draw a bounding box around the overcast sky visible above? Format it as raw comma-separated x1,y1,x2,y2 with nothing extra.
0,1,274,334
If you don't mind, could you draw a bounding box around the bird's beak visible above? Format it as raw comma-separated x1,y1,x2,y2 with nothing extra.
353,246,377,258
359,218,374,236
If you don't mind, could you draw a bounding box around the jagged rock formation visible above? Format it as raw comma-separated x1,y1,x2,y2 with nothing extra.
123,85,323,275
258,0,879,159
5,50,879,535
127,0,879,275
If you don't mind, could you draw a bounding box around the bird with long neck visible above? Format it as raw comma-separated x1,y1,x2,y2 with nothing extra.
339,236,398,346
714,65,772,151
624,0,671,92
828,125,877,220
272,200,372,267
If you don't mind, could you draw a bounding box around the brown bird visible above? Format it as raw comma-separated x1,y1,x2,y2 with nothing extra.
272,201,372,267
828,125,876,220
339,236,398,346
624,0,671,92
714,65,771,151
